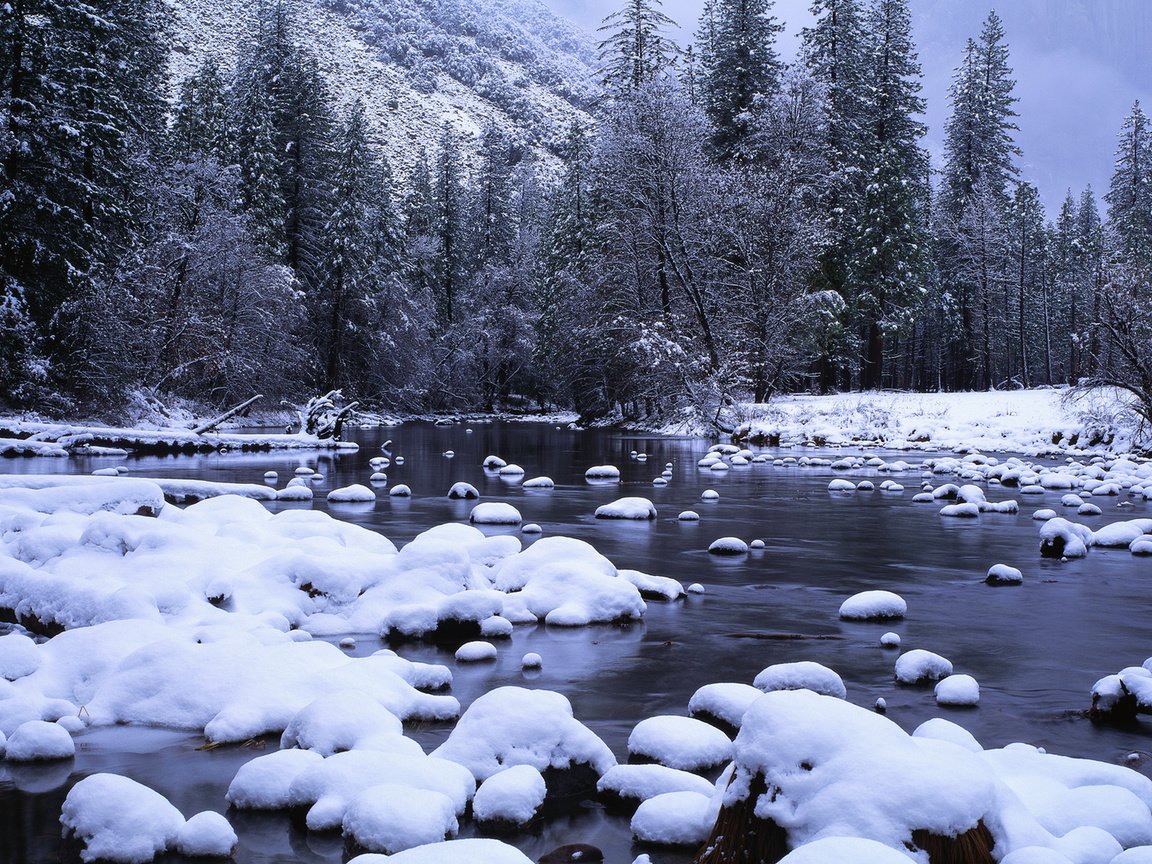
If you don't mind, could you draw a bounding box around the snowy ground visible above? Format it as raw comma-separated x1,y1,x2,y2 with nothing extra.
729,387,1142,455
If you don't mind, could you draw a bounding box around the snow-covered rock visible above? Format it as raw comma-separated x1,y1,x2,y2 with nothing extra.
469,503,523,525
708,537,749,555
226,748,326,809
455,641,498,662
986,564,1023,585
627,715,732,772
595,497,657,520
839,590,907,621
5,719,74,761
327,484,376,503
895,649,954,684
688,682,763,734
175,812,236,858
630,790,716,846
597,764,715,811
584,465,620,480
473,765,547,828
61,774,185,863
935,674,981,706
342,784,458,854
447,482,479,500
753,661,846,699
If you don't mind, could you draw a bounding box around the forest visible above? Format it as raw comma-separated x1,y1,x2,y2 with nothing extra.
2,0,1151,426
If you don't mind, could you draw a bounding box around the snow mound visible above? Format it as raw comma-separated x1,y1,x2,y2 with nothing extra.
5,719,74,761
348,838,534,864
595,497,657,520
597,764,715,808
778,837,918,863
456,641,498,662
470,503,523,525
175,811,236,858
986,564,1023,585
61,773,185,863
432,687,615,783
839,590,907,621
620,569,685,601
473,765,547,827
753,661,846,699
447,482,479,500
522,476,554,489
327,484,377,503
688,682,763,733
631,790,716,846
280,691,404,755
627,715,732,772
895,649,954,684
584,465,620,479
679,511,701,521
342,784,458,854
708,537,749,555
0,632,40,680
935,674,981,706
828,479,856,492
497,464,525,476
1040,517,1092,558
389,484,412,497
226,748,326,809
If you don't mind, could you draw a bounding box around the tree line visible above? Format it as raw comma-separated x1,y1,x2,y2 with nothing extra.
2,0,1150,425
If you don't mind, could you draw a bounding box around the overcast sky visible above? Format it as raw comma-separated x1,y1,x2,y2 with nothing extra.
543,0,1152,214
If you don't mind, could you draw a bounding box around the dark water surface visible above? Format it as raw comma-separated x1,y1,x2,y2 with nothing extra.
3,421,1151,863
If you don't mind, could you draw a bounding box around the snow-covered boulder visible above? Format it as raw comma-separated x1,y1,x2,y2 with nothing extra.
688,683,763,735
986,564,1023,586
5,719,74,761
895,649,954,684
175,812,236,858
61,774,185,863
753,661,846,700
226,749,326,809
595,497,657,520
473,765,547,829
342,784,458,854
597,764,715,812
432,687,615,803
327,484,377,503
0,633,40,680
839,590,907,621
455,641,498,662
279,691,403,755
631,790,716,846
1039,517,1092,558
627,715,732,772
584,465,620,480
469,503,522,525
447,482,479,500
935,674,980,706
708,537,749,555
522,476,554,489
620,569,684,601
348,838,533,864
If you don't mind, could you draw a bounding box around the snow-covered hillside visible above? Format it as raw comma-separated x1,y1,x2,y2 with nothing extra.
166,0,598,176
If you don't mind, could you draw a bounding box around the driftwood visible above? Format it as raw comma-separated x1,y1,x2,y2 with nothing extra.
193,395,264,435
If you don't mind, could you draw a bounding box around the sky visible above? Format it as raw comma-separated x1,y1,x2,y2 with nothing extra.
543,0,1152,214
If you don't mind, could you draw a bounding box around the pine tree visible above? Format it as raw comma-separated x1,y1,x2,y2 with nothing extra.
597,0,679,94
432,126,466,330
1105,102,1152,291
1005,182,1047,387
697,0,784,162
855,0,929,389
171,59,232,161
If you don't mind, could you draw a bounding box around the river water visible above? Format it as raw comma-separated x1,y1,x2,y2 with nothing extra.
2,421,1151,863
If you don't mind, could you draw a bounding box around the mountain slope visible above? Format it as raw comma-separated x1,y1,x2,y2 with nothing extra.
167,0,599,175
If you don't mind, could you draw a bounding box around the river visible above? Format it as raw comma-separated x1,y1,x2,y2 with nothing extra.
1,421,1150,863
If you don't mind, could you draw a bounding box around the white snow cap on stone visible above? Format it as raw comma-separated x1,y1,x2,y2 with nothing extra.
341,783,458,854
455,641,497,662
175,811,237,858
61,773,186,864
279,690,404,755
708,537,749,555
522,476,554,489
627,715,733,772
432,686,615,782
226,748,326,809
753,661,846,699
327,484,376,503
447,482,479,500
935,674,981,706
585,465,620,479
595,497,657,519
5,719,74,761
839,590,907,621
597,763,716,804
469,502,522,525
473,765,547,826
630,790,717,846
895,649,954,684
688,682,762,731
348,838,534,864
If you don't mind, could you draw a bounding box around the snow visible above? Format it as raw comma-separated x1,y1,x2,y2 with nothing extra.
226,748,326,809
620,569,685,601
595,497,657,519
342,784,458,853
347,838,534,864
473,765,547,827
61,774,185,863
688,682,763,732
678,510,701,521
597,764,715,805
935,674,981,706
1040,517,1093,558
778,837,918,863
895,649,954,684
432,687,615,782
5,719,74,761
175,811,236,858
839,590,907,621
627,715,732,771
753,661,846,699
389,484,412,496
735,388,1139,456
584,465,621,479
0,632,40,679
521,653,542,669
987,564,1024,585
708,536,749,555
630,790,716,845
279,691,404,755
522,476,554,489
828,478,857,492
470,503,523,525
498,464,526,476
327,484,377,502
456,641,498,662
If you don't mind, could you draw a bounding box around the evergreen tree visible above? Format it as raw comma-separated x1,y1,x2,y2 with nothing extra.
855,0,929,389
171,59,232,161
1005,182,1047,387
1105,102,1152,292
597,0,678,94
432,126,466,331
697,0,784,162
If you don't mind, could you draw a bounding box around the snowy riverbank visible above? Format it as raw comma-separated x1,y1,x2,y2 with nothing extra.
729,387,1143,456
